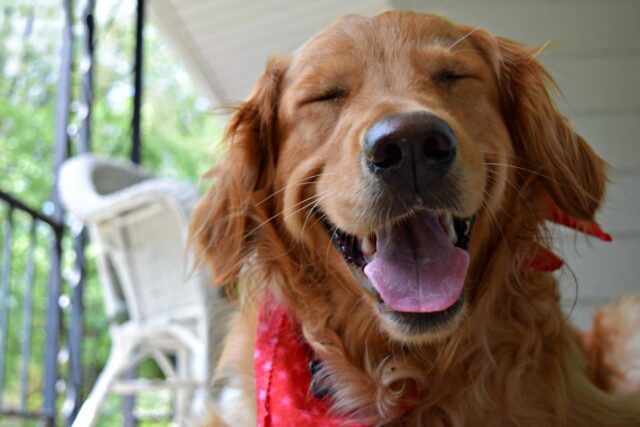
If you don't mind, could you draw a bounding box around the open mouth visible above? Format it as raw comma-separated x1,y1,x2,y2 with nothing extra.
325,210,474,320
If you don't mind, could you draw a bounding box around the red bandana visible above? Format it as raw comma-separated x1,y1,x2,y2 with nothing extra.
255,293,371,426
254,202,611,426
523,199,612,272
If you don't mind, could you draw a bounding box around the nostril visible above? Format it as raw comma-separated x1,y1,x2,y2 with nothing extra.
372,142,402,169
423,134,455,162
364,112,456,178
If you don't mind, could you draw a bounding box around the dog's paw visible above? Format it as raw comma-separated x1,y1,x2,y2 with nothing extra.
583,295,640,395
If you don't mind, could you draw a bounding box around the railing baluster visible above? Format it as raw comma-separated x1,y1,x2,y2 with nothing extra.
0,193,64,423
0,207,14,406
45,0,73,423
44,229,63,426
64,1,94,422
19,219,38,411
66,220,86,424
131,0,144,165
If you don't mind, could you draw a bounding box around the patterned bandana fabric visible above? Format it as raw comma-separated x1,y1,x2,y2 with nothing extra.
254,294,370,426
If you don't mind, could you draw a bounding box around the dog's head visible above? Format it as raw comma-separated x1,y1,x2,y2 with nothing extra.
192,12,606,343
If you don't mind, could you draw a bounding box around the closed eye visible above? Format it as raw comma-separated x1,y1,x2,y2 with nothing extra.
434,69,473,85
308,87,347,103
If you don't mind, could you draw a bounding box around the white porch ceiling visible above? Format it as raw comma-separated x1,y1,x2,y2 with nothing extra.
149,0,390,104
149,0,640,107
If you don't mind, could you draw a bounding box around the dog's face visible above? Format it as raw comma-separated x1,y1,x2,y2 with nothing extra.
193,12,606,344
276,14,510,339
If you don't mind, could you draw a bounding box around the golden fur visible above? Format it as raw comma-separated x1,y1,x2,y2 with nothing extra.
192,12,640,426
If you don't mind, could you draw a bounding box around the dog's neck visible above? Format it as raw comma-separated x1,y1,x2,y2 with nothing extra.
298,266,565,423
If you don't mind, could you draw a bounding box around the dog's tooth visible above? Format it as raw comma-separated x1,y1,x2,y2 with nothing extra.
448,217,457,243
464,219,472,237
439,211,455,243
360,235,375,256
439,211,447,228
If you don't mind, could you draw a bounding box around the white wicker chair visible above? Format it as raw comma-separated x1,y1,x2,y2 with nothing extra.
58,154,209,426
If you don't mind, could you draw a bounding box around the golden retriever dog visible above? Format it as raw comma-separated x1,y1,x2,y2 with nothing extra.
191,11,640,426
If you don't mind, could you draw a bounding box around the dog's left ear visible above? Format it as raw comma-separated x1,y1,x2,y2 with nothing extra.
471,30,607,220
189,57,288,285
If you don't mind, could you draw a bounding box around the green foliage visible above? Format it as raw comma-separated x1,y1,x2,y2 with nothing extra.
0,0,224,424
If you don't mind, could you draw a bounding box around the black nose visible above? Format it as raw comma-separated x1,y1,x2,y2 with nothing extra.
363,112,456,189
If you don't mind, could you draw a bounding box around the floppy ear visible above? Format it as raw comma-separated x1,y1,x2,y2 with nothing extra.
478,33,607,220
190,57,288,284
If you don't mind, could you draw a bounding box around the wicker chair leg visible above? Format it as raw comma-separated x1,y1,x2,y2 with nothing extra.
72,342,132,427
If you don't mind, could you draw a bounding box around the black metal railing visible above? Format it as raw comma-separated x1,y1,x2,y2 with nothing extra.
0,0,89,424
0,0,145,424
0,191,65,426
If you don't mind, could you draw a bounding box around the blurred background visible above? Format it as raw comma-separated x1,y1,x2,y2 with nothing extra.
1,0,638,425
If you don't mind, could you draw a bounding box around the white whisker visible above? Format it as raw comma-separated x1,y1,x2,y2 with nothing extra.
449,26,482,49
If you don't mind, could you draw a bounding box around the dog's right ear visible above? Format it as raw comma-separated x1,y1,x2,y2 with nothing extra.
190,57,288,285
468,28,607,221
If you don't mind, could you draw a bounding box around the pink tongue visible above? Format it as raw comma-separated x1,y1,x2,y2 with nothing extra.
363,212,469,313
